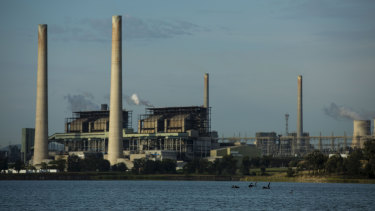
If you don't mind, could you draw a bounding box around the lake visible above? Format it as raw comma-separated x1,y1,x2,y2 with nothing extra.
1,180,374,210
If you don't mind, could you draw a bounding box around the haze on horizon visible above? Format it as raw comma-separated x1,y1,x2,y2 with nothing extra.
0,0,375,146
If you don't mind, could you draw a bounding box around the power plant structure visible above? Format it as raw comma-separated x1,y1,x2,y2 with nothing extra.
351,120,371,149
108,15,124,165
48,73,216,163
28,16,374,167
33,24,49,166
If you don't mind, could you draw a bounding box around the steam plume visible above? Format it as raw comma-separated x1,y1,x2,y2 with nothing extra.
64,94,99,112
125,93,153,107
323,103,365,120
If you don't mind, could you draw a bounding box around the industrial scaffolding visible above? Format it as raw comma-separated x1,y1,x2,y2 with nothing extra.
138,106,211,135
65,110,132,133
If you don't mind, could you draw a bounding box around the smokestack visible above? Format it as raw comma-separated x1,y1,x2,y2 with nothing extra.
33,24,48,165
297,75,303,150
204,73,209,108
108,16,123,165
352,120,371,149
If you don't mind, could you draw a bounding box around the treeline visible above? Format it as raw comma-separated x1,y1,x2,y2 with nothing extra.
66,154,128,172
182,155,293,176
132,159,176,174
292,140,375,178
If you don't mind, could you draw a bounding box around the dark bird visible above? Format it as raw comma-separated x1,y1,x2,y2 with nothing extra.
248,183,254,188
262,182,271,189
232,185,240,189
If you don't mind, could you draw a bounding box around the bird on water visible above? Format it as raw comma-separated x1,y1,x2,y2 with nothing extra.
262,182,271,189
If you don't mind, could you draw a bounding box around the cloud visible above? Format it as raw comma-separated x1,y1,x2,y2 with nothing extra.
64,94,99,112
50,16,203,42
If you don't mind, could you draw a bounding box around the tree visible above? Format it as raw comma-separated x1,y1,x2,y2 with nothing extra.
132,158,146,174
49,159,66,172
241,156,251,175
161,159,176,174
250,157,261,168
14,160,23,173
325,154,344,174
344,149,363,176
363,139,375,178
67,155,81,172
220,155,237,175
286,167,295,177
305,150,327,175
183,158,209,174
40,162,48,170
97,159,110,172
0,157,8,172
116,163,128,172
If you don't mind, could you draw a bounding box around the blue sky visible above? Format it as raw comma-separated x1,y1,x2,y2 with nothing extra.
1,0,375,146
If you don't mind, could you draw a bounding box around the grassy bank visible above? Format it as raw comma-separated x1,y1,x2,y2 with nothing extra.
0,172,241,181
242,169,375,184
1,169,374,184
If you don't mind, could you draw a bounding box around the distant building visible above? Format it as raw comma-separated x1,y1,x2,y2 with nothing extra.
255,132,278,156
21,128,35,163
209,145,261,161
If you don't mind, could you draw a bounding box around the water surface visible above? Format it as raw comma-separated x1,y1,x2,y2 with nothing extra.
1,180,374,210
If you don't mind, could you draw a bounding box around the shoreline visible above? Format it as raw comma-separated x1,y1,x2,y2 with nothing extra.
1,173,374,184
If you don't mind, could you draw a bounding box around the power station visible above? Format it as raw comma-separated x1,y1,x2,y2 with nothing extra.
28,15,374,167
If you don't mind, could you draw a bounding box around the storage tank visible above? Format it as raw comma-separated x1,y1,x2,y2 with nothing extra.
351,120,371,149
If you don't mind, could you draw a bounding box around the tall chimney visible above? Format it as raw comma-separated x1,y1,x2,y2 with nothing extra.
108,16,123,165
33,24,48,165
204,73,209,108
297,75,303,150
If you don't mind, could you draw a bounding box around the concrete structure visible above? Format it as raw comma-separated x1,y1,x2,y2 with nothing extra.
351,120,371,149
204,73,209,108
33,24,49,165
21,128,35,164
297,75,303,150
209,145,261,161
108,15,123,165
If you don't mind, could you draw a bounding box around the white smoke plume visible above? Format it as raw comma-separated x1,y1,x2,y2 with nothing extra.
64,93,99,112
125,93,153,107
323,102,367,120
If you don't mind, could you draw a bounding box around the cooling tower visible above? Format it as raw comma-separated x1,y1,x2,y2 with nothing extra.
33,24,49,165
108,16,123,165
351,120,371,149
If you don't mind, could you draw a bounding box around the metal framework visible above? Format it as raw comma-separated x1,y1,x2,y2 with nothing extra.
65,110,132,133
138,106,211,135
219,135,375,157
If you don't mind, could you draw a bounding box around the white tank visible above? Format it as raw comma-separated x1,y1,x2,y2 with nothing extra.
351,120,371,149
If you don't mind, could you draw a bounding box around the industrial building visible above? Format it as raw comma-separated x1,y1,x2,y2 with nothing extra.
21,128,34,163
28,15,374,168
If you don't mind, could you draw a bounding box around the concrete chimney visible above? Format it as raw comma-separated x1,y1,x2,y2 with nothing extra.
204,73,209,108
352,120,371,149
33,24,48,165
108,16,123,165
297,75,303,150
